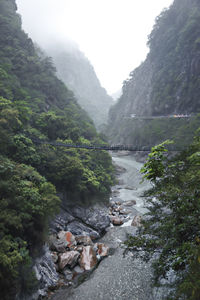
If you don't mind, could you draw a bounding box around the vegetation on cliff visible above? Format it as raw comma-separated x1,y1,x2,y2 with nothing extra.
107,0,200,148
126,135,200,299
0,0,113,298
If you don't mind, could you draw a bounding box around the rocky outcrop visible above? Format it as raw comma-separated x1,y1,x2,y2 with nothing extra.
68,205,110,234
50,205,110,238
107,0,200,147
31,246,59,300
32,203,111,298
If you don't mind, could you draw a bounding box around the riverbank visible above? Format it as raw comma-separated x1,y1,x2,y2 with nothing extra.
48,153,159,300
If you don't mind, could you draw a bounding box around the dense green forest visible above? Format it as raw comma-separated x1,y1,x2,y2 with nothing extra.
0,0,113,298
107,0,200,148
126,135,200,299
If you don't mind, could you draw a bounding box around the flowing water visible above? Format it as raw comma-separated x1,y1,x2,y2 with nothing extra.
50,153,165,300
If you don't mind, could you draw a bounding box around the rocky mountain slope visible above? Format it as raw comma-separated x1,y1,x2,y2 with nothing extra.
44,43,113,129
107,0,200,147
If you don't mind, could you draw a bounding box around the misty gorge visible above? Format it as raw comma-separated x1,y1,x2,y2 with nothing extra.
1,0,200,299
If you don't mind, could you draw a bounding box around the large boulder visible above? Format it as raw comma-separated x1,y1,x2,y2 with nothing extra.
57,231,76,249
50,209,75,233
96,243,109,257
79,246,97,271
49,234,68,253
123,200,137,206
110,216,124,226
68,205,110,234
58,251,80,270
75,235,93,246
67,221,100,240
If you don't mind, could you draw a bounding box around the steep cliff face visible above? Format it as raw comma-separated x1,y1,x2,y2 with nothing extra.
44,43,113,129
107,0,200,146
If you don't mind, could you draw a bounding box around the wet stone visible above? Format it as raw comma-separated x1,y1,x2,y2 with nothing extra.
75,235,93,246
79,246,97,271
49,234,68,253
110,216,124,226
59,251,80,270
63,268,73,281
96,243,109,257
67,221,100,240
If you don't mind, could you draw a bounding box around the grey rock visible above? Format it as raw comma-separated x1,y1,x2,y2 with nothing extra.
67,221,100,240
63,268,73,281
50,209,75,233
79,246,97,271
68,205,110,234
75,235,93,246
32,245,59,299
59,251,80,270
49,234,68,253
73,266,84,274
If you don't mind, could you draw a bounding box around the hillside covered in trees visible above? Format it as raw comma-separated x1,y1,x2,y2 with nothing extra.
43,42,113,129
107,0,200,148
125,136,200,299
0,0,113,298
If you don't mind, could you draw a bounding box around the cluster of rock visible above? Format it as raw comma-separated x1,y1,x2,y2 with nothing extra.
109,199,138,226
30,205,110,299
49,230,109,284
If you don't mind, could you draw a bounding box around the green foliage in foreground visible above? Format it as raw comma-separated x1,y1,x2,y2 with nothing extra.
0,156,60,297
125,135,200,299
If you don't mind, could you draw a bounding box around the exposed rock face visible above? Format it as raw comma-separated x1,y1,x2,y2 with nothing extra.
68,205,110,234
80,246,98,271
32,246,59,299
34,204,110,298
107,0,200,146
50,210,75,233
59,251,80,270
67,221,100,240
50,205,110,239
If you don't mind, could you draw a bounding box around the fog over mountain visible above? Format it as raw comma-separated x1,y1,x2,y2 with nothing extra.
16,0,173,94
41,40,114,128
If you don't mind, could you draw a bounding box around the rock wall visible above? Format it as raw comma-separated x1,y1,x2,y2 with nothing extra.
107,0,200,146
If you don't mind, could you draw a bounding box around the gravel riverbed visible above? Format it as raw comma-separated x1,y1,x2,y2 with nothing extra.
49,153,163,300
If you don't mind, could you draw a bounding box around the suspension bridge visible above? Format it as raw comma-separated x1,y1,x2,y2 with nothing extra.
32,138,182,152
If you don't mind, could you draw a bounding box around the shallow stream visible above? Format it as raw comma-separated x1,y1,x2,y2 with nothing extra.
50,153,164,300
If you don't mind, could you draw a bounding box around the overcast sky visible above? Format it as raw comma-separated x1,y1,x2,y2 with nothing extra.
16,0,173,95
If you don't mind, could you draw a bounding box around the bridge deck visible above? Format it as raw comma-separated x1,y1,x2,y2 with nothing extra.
32,139,181,152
